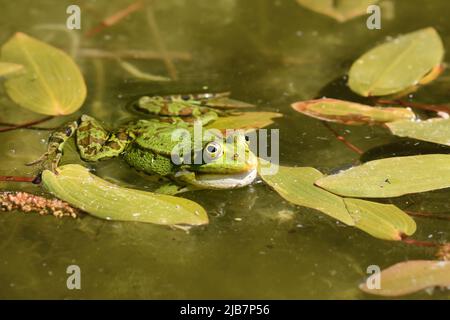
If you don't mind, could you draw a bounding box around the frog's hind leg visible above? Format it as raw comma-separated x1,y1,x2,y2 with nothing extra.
136,96,218,126
76,115,131,162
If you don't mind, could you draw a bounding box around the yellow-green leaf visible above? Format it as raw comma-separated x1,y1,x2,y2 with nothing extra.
0,61,24,78
360,260,450,297
42,164,208,226
259,164,356,226
387,118,450,146
348,28,444,97
297,0,379,22
291,98,415,125
259,163,415,240
344,198,416,241
207,112,282,130
1,32,87,115
316,154,450,198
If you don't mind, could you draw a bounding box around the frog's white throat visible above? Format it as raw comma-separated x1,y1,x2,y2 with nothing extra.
175,168,257,189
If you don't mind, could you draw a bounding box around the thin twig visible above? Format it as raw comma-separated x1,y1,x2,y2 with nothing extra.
85,0,144,37
0,116,54,133
322,121,364,155
145,4,179,80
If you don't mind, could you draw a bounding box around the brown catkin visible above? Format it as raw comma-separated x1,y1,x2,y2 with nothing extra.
0,192,79,218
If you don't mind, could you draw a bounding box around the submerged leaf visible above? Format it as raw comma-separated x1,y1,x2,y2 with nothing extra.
344,198,416,241
117,59,171,82
360,260,450,297
0,61,24,78
42,164,208,226
259,164,355,225
348,28,444,97
297,0,379,22
387,118,450,146
316,154,450,198
1,32,87,115
291,98,415,125
207,112,282,130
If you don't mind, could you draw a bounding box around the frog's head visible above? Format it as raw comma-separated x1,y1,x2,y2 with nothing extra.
175,131,258,189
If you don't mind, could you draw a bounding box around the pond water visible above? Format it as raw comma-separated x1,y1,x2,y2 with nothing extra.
0,0,450,299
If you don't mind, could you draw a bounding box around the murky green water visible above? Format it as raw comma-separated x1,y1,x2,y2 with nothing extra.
1,0,450,299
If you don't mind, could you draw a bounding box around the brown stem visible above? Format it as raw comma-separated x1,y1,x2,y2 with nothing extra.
377,99,450,114
0,176,36,183
401,237,440,248
322,121,364,155
406,210,450,221
85,0,144,37
0,116,54,133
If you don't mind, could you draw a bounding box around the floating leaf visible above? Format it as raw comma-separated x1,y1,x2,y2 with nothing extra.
360,260,450,297
0,61,24,78
259,163,415,240
42,164,208,226
296,0,379,22
344,198,416,241
291,98,415,125
387,118,450,146
259,164,355,225
1,32,87,115
348,28,444,97
207,112,282,130
316,154,450,198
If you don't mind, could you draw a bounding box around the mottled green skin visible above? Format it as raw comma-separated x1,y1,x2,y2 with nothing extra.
31,93,257,190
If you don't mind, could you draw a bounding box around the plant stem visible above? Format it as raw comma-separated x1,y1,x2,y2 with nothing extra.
322,121,364,155
0,176,36,183
406,210,450,221
0,116,54,133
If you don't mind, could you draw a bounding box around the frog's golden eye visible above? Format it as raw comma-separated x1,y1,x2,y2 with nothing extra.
204,141,223,160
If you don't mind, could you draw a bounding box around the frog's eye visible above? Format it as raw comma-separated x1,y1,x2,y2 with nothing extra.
204,141,223,161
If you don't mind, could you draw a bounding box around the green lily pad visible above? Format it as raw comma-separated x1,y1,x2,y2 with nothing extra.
297,0,379,22
207,112,282,130
291,98,415,125
316,154,450,198
0,62,24,78
360,260,450,297
344,198,416,241
387,118,450,146
348,28,444,97
1,32,87,115
42,164,208,226
259,163,416,240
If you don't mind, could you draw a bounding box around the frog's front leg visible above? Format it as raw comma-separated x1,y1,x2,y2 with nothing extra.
28,115,132,171
27,120,78,171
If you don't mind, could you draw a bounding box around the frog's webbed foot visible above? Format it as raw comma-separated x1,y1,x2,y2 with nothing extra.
154,183,188,195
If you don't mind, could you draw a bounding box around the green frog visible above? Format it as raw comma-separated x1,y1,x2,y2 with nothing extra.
29,93,258,193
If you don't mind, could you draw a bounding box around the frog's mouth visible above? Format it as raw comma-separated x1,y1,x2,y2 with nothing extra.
175,167,258,189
